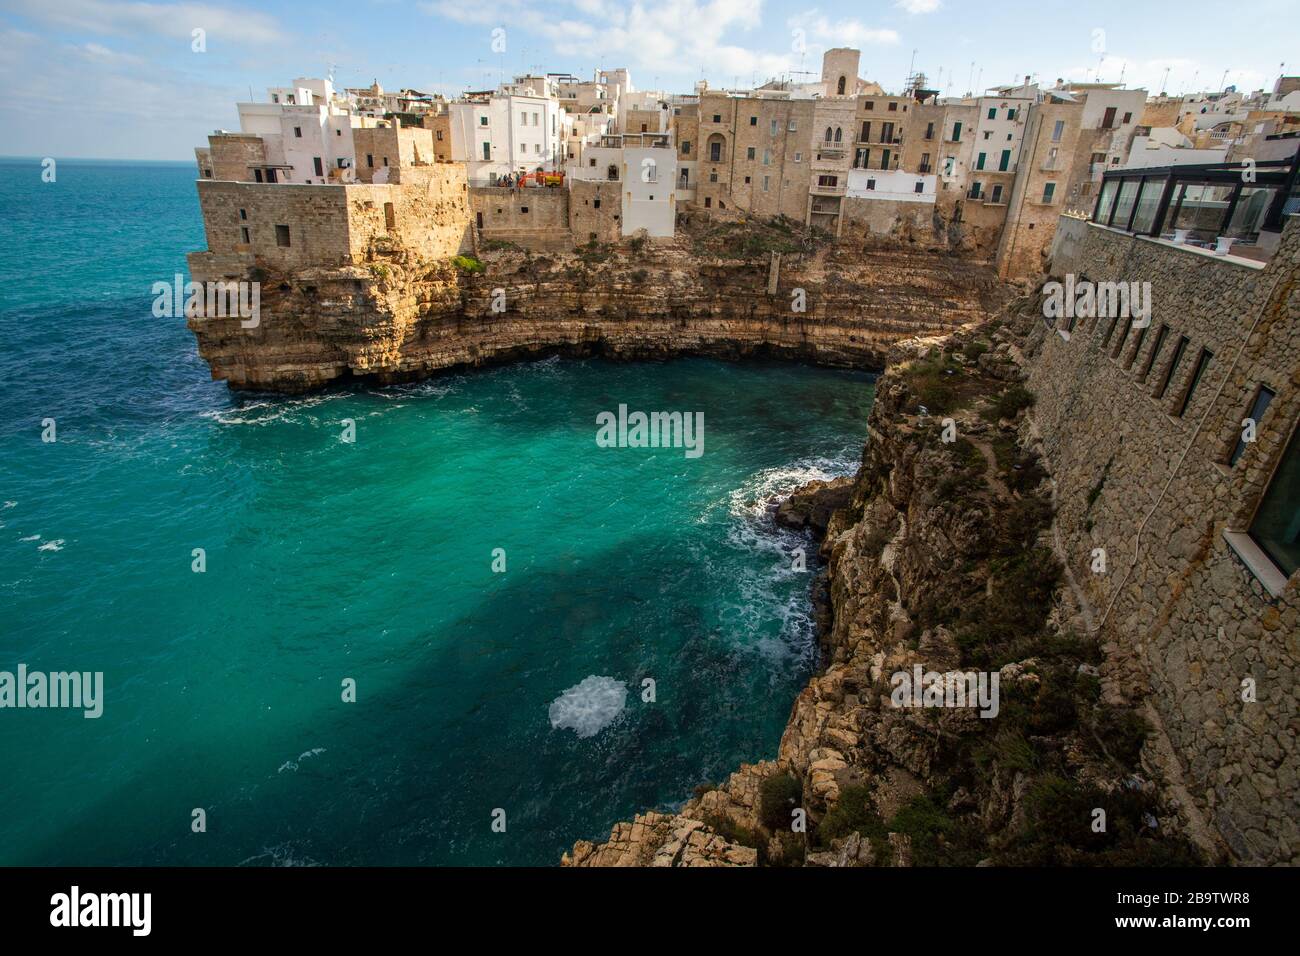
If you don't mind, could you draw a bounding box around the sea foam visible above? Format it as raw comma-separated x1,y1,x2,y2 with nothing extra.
548,676,627,738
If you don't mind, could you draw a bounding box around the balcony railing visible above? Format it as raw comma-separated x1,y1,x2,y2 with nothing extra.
811,181,847,196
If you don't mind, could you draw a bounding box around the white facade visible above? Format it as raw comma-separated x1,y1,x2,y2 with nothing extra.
569,133,676,237
237,77,357,183
450,92,563,183
846,168,936,202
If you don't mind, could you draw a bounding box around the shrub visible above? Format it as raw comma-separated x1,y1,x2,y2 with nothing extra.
452,254,484,273
962,339,991,361
814,783,887,848
988,384,1035,421
759,773,803,831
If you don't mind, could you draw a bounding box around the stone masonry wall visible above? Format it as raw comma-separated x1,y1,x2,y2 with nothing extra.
1025,214,1300,863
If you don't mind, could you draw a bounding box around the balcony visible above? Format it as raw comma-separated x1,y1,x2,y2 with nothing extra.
811,181,847,196
815,146,846,159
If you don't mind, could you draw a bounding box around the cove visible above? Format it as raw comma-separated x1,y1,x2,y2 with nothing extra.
1,343,874,865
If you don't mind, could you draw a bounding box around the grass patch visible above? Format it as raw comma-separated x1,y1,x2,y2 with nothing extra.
451,254,484,273
759,773,803,831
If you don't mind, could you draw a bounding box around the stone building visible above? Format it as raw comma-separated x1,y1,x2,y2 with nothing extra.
1030,210,1300,863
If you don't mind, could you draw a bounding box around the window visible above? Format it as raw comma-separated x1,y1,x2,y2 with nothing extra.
1231,387,1276,467
436,131,443,141
864,101,874,111
788,120,797,132
1052,120,1064,142
1156,335,1189,400
1125,322,1149,369
861,121,871,142
743,176,751,184
1007,108,1017,120
882,149,891,169
837,76,846,95
704,197,711,207
482,143,490,160
951,121,962,141
793,152,802,163
914,181,924,193
976,152,986,170
1042,182,1056,203
750,116,758,126
253,169,263,183
294,126,302,138
987,107,996,119
1122,111,1132,124
888,101,898,112
1248,422,1300,576
709,140,722,162
866,178,876,190
383,202,396,231
1177,348,1213,417
747,147,756,160
240,226,250,244
763,149,771,165
313,157,323,176
925,122,934,139
762,176,769,192
1102,106,1117,128
274,224,291,247
984,131,992,140
998,149,1011,171
682,140,691,154
817,175,838,187
521,206,529,214
593,198,601,208
712,114,721,123
239,208,247,220
366,154,374,168
480,116,488,126
990,183,1003,203
1137,324,1167,374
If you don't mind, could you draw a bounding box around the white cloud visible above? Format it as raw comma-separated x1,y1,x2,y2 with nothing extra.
422,0,800,87
895,0,941,14
10,0,282,45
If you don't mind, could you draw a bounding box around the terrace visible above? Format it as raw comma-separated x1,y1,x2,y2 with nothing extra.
1090,147,1300,263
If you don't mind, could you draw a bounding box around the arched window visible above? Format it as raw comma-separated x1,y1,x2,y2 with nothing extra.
837,75,846,95
824,127,833,142
834,127,843,143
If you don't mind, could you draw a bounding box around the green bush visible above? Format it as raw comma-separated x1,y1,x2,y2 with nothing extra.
759,773,803,831
452,254,484,273
813,783,887,848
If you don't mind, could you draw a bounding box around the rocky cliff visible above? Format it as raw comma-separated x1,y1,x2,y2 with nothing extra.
564,305,1207,867
187,221,1009,392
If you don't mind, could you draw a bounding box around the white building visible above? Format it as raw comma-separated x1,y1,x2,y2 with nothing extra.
569,132,676,237
449,88,563,183
236,77,357,183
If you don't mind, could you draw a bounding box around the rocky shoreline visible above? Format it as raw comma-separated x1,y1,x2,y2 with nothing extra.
186,224,1010,393
564,303,1208,867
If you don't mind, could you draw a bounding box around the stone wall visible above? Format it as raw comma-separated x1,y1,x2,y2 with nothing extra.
1025,213,1300,863
190,166,472,278
192,180,354,268
470,185,571,250
345,165,473,260
208,134,267,182
568,180,622,244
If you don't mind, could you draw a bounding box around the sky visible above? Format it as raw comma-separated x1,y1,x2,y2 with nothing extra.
1,0,1296,160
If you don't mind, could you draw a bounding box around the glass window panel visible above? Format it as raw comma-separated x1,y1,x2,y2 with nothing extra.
1172,183,1234,242
1250,424,1300,577
1111,179,1139,227
1225,186,1277,240
1130,179,1162,234
1095,179,1118,223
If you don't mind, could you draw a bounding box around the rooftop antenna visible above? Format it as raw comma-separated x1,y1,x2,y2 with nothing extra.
1219,69,1229,92
1160,66,1170,95
967,60,974,97
1118,61,1126,86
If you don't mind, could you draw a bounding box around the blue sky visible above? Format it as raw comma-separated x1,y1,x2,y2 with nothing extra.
1,0,1296,159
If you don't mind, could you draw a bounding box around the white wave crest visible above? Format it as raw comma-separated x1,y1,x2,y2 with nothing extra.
548,676,627,738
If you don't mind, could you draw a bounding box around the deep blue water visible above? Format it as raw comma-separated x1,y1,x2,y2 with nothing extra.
0,157,874,865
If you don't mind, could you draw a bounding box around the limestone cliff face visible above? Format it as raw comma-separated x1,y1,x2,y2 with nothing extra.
565,314,1205,867
186,239,1009,392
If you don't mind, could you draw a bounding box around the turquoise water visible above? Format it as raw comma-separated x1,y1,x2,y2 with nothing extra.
0,158,874,865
